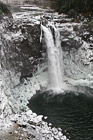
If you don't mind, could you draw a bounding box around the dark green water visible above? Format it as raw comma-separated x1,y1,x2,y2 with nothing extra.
28,92,93,140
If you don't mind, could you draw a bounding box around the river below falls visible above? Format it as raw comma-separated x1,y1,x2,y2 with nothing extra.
28,92,93,140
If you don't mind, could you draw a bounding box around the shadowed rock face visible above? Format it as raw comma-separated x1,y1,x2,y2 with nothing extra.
1,20,43,80
10,24,43,79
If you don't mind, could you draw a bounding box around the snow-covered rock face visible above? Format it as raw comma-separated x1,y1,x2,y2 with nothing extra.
0,5,93,115
0,16,14,119
60,24,93,80
0,5,93,140
11,6,93,82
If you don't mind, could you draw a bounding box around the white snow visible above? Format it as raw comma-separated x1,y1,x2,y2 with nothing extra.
0,4,93,139
21,6,46,11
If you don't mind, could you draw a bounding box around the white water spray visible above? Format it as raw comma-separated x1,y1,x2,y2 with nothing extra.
40,24,64,92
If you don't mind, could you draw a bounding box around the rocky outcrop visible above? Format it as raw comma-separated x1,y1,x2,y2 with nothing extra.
0,5,93,116
1,16,43,80
0,109,68,140
60,23,93,80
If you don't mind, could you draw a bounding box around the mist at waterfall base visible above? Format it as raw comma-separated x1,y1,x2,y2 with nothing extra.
28,92,93,140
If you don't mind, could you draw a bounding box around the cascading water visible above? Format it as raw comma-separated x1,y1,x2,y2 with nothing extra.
40,24,64,92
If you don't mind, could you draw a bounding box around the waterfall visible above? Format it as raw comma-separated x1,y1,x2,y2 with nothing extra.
40,24,64,92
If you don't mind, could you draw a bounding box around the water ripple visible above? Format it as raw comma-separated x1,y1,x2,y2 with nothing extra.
28,92,93,140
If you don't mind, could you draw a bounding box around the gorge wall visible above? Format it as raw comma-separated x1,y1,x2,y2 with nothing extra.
0,5,93,114
0,3,93,140
1,9,93,88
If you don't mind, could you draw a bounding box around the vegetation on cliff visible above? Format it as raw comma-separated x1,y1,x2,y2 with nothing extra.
0,2,11,15
53,0,93,17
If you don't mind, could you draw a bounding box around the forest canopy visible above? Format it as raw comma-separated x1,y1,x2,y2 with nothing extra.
53,0,93,16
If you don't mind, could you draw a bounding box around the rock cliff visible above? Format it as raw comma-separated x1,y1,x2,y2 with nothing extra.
0,5,93,115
